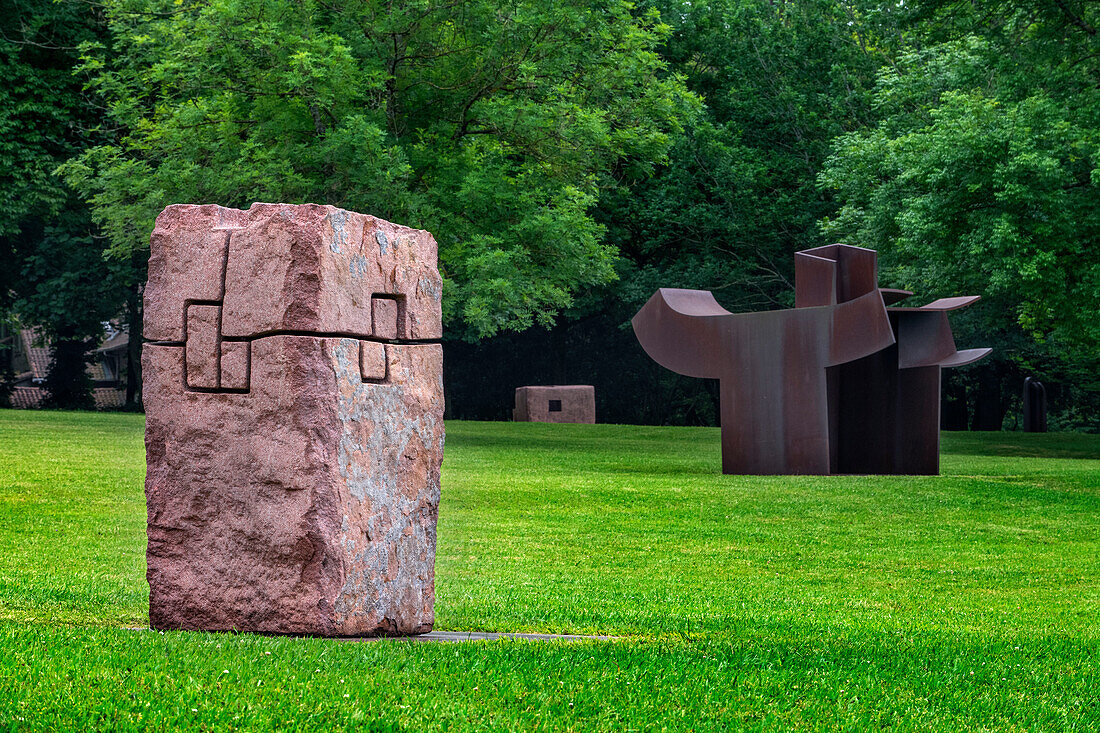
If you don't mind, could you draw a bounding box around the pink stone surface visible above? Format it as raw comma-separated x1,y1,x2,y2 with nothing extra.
360,341,387,382
144,203,442,343
219,341,250,390
220,204,442,340
145,205,248,342
143,203,444,636
185,304,220,389
372,297,400,341
513,385,596,424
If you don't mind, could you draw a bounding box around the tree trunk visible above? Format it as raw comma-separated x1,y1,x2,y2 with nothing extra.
970,371,1006,431
43,331,94,410
125,281,143,409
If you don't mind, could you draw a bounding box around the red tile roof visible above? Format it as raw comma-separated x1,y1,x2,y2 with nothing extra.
97,331,129,353
93,388,127,409
7,327,129,409
20,329,52,381
10,386,44,409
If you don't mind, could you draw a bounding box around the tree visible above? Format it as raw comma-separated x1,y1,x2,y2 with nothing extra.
602,0,883,309
819,4,1100,427
0,0,130,408
64,0,692,339
821,39,1100,349
446,0,891,425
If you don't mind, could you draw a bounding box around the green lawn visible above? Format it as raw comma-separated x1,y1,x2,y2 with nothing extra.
1,409,1098,731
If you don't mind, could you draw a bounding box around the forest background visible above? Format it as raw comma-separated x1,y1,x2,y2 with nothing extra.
2,0,1097,430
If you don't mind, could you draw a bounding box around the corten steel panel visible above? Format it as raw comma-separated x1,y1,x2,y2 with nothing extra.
894,311,957,369
906,296,981,311
513,385,595,424
831,323,943,475
879,288,914,306
940,348,992,368
894,365,942,474
633,287,894,474
633,245,991,475
794,253,837,307
830,347,898,475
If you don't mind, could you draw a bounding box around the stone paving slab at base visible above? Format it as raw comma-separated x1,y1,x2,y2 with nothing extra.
124,628,615,642
345,631,615,643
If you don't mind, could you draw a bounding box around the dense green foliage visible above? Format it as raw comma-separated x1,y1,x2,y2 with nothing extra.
821,21,1100,348
605,0,880,305
1,410,1099,729
0,1,95,243
64,0,692,337
4,0,1097,424
506,0,889,426
450,0,1100,429
0,0,135,407
818,1,1100,428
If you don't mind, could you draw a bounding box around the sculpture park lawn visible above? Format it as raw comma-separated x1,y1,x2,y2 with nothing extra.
0,410,1097,731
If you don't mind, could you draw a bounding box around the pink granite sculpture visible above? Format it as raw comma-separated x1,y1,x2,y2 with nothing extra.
142,203,444,636
513,385,596,424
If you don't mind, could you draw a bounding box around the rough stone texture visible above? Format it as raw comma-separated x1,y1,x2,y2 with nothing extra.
219,341,250,390
185,304,221,389
143,203,443,636
145,205,249,342
219,204,442,340
360,341,387,382
513,385,596,424
371,297,400,341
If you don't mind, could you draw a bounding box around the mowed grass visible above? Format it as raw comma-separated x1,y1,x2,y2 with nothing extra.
0,410,1098,731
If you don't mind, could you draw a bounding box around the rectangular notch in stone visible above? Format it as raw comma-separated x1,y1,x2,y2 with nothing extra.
360,341,387,382
185,304,221,389
371,295,403,340
548,399,562,412
220,341,250,390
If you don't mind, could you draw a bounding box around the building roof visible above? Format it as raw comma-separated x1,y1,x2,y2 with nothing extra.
93,387,127,409
19,328,51,382
13,325,128,387
97,330,129,354
10,386,44,409
8,385,126,410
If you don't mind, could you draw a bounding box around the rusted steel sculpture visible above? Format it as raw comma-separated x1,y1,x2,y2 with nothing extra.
633,244,989,475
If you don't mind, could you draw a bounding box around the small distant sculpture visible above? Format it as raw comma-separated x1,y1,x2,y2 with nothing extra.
143,203,444,636
1023,377,1048,432
633,244,990,475
513,385,595,424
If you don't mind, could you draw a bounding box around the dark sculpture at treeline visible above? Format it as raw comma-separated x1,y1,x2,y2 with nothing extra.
1023,377,1048,433
633,244,990,475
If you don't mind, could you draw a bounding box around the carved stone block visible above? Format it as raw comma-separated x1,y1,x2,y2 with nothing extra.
143,203,444,636
513,385,596,424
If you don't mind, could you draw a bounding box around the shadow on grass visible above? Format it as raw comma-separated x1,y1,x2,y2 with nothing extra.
942,431,1100,460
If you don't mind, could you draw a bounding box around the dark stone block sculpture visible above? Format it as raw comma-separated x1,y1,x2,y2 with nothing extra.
1023,377,1048,433
632,244,989,475
143,203,444,636
513,385,596,424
